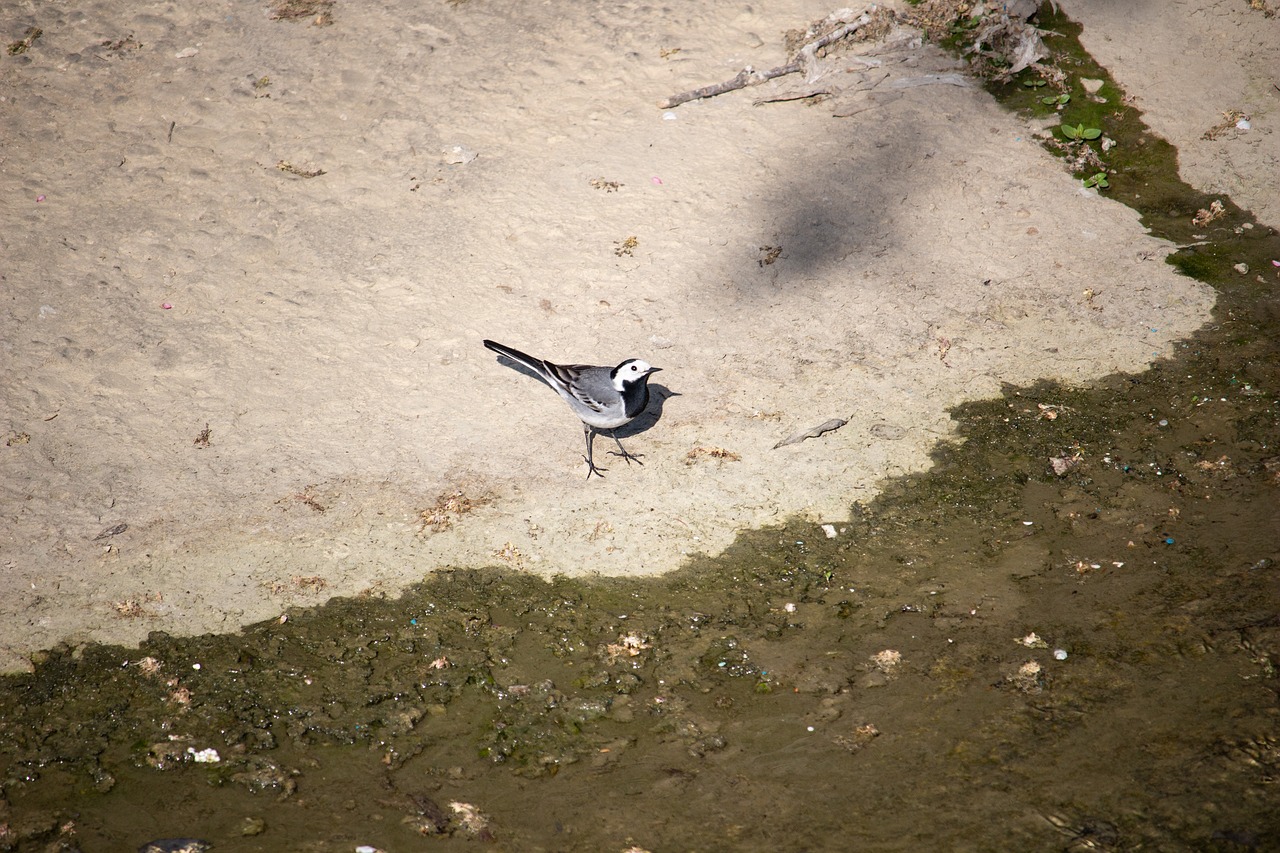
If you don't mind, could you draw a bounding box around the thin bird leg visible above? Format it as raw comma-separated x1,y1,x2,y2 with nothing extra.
582,423,607,479
607,430,645,466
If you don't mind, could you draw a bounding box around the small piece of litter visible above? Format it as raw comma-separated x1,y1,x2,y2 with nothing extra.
187,747,220,763
662,111,678,121
821,523,837,539
1053,649,1069,661
161,302,173,310
443,145,478,165
651,176,663,185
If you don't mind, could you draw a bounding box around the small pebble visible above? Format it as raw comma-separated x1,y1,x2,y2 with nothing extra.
1053,649,1068,661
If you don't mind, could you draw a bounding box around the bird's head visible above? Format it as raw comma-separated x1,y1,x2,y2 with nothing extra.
612,359,660,391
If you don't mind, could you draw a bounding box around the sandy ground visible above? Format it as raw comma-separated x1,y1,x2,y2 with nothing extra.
1,0,1274,672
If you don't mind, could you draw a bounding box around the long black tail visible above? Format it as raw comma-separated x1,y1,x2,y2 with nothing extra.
483,339,546,373
481,338,540,366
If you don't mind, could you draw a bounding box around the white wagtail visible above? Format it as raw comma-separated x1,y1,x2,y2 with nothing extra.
482,339,661,479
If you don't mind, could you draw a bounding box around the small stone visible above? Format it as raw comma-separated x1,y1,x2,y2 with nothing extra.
1233,263,1249,275
1080,77,1104,94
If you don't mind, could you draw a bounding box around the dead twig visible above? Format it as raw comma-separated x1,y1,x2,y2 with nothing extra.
660,8,873,108
661,64,801,109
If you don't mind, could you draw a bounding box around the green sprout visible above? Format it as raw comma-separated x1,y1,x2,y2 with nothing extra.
1042,93,1070,106
1060,123,1102,141
1083,172,1110,190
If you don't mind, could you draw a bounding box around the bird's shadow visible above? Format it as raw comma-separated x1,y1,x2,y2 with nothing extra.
615,383,678,439
487,354,676,439
490,354,546,386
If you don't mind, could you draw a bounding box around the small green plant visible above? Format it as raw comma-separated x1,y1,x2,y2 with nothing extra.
1042,93,1070,106
1083,172,1110,190
1022,78,1048,89
1060,123,1102,141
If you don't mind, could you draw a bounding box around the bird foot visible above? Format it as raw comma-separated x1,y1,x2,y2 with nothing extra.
607,449,645,466
582,455,608,479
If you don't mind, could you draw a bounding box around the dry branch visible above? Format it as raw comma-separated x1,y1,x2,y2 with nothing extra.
660,8,873,109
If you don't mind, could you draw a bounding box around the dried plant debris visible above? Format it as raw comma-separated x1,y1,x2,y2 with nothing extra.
111,592,163,618
589,177,623,192
276,160,326,178
278,487,326,513
661,7,880,108
684,446,742,465
94,523,129,541
614,236,638,257
290,575,328,592
193,423,212,447
1193,199,1227,226
758,245,782,266
268,0,334,25
662,1,1051,110
902,0,1052,81
1202,109,1250,140
7,27,42,55
782,5,894,55
834,722,881,753
419,489,485,533
100,34,143,54
492,541,524,568
1248,0,1276,17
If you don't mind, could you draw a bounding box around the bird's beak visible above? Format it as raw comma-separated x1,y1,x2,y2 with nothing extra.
648,367,662,374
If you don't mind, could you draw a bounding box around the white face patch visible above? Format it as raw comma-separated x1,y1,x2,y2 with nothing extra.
613,359,655,391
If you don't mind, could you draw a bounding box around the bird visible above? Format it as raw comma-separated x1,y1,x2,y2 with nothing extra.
482,339,661,479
